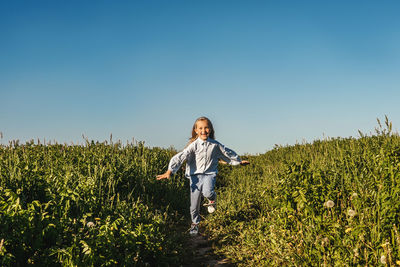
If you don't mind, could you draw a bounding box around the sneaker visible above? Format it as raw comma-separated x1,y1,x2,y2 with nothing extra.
189,223,199,236
203,200,216,213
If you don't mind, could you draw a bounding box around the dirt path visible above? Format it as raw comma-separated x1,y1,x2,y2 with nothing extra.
181,226,234,267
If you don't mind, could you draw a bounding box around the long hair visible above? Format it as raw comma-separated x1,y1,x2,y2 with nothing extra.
188,116,215,144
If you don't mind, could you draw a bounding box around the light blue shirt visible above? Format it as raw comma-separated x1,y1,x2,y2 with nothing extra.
168,138,242,178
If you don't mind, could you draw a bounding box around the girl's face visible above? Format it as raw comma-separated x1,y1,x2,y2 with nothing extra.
195,120,211,141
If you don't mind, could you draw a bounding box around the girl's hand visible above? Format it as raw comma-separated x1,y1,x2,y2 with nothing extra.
156,170,172,180
240,160,250,166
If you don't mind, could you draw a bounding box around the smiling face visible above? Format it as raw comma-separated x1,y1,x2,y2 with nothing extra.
195,120,211,141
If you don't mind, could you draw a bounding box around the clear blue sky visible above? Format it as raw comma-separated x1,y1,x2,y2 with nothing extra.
1,0,400,154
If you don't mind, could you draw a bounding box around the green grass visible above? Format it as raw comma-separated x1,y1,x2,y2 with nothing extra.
0,140,190,266
2,118,400,266
204,118,400,265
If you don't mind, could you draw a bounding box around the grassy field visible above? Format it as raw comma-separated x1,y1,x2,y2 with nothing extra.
1,118,400,266
0,139,191,266
204,118,400,266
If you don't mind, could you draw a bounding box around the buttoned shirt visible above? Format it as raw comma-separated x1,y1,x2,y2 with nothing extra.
168,138,242,178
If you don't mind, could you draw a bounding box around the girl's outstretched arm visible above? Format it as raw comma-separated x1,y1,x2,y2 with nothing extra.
216,142,249,166
156,169,172,180
217,141,250,166
220,159,250,165
156,142,195,180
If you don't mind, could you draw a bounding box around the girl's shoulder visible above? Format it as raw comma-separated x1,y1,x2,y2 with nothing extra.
184,138,200,150
207,138,222,146
207,139,228,150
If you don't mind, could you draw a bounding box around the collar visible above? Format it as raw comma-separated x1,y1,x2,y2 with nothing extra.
196,137,208,145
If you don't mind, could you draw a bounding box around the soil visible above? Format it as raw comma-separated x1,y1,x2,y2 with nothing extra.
181,225,234,267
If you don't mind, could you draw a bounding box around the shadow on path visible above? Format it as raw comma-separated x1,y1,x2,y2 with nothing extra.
181,226,234,267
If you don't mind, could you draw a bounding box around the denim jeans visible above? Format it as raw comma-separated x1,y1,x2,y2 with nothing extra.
190,173,216,224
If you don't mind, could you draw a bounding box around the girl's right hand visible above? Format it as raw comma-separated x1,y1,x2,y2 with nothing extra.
156,170,172,180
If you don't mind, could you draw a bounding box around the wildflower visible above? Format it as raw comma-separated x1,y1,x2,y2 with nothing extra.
380,255,386,264
347,209,356,217
351,192,358,198
345,228,352,233
353,248,359,257
381,241,390,249
86,221,95,228
324,200,335,208
321,237,328,246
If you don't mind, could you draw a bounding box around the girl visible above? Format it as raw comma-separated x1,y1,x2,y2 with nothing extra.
156,116,249,235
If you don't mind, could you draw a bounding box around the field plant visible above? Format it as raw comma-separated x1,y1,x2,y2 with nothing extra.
2,117,400,266
204,117,400,266
0,138,189,266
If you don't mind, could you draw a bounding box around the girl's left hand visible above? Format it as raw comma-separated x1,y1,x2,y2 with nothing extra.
240,160,250,166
